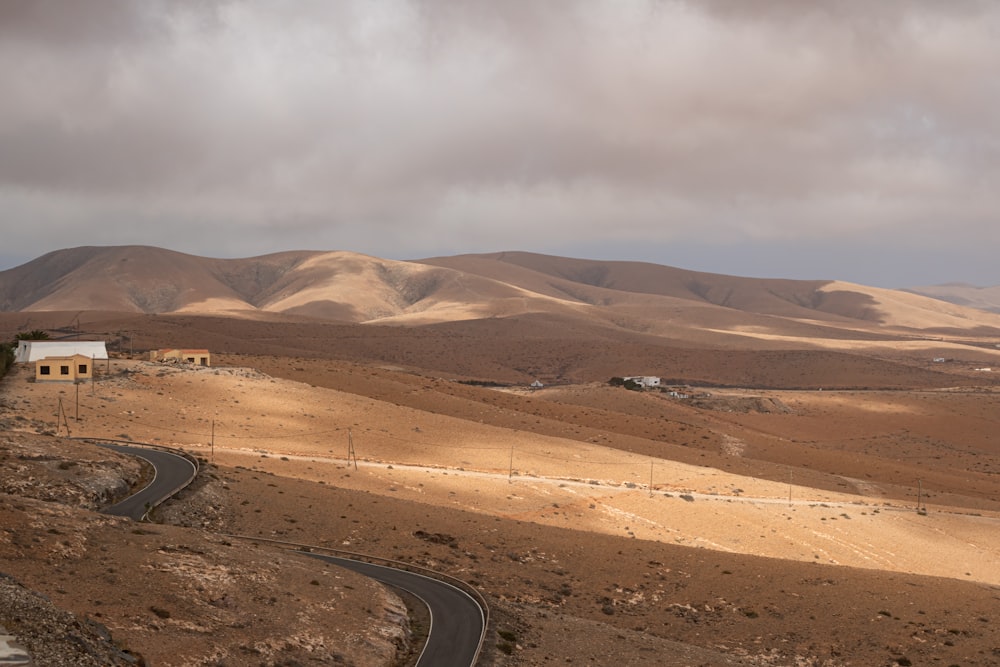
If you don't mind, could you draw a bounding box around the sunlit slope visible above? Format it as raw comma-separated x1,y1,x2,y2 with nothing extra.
3,246,1000,336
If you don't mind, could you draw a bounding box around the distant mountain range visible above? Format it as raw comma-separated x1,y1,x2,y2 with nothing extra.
901,284,1000,314
2,246,999,338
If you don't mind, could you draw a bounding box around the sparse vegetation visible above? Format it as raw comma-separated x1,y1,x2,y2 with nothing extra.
3,283,1000,666
458,379,509,387
0,342,13,378
14,329,51,343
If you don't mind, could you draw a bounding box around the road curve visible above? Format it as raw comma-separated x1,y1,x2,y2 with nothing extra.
98,442,487,665
308,554,485,667
97,443,198,521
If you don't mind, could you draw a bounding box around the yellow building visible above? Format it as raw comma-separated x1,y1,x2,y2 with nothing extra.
35,354,94,383
150,348,211,367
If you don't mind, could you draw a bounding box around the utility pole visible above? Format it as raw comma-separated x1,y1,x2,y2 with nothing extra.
211,419,215,463
649,459,654,497
75,382,80,422
788,469,793,507
56,397,70,436
917,478,923,513
348,428,358,470
508,444,514,483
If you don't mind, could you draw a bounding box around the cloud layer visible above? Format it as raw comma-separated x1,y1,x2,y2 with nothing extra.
2,0,998,286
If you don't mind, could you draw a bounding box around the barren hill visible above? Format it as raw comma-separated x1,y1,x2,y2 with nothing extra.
420,251,1000,333
904,282,1000,314
5,249,1000,665
4,246,1000,340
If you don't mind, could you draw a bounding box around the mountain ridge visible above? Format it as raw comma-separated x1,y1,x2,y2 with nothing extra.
3,246,1000,338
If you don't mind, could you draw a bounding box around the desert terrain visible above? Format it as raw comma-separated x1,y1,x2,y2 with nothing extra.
2,249,1000,665
1,336,1000,664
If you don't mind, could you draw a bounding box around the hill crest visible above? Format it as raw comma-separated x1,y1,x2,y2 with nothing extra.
3,245,1000,337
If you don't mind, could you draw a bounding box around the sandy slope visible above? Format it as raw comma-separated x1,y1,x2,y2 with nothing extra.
12,359,998,588
7,351,1000,666
8,247,1000,339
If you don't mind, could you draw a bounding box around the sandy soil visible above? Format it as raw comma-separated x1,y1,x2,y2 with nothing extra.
20,358,992,585
5,351,1000,666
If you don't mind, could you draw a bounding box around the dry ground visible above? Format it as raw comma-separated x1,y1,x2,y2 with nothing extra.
3,349,1000,666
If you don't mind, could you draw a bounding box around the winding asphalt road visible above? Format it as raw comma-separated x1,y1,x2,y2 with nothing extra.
101,442,487,666
309,554,485,667
98,443,198,521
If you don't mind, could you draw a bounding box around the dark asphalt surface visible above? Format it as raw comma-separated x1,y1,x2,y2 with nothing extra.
309,554,485,667
98,443,197,520
99,442,485,664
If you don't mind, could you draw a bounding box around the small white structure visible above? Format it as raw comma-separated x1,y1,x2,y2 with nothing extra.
15,340,108,364
624,376,661,388
530,379,544,389
150,348,211,367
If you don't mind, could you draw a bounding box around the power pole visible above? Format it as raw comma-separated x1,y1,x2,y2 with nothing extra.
211,419,215,463
649,459,654,497
348,428,358,470
56,397,71,436
75,382,80,422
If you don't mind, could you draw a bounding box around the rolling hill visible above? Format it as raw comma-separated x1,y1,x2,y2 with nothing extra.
903,283,1000,314
3,246,1000,340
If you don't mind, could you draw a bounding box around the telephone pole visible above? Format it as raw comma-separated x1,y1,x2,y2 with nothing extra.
348,428,358,470
56,397,71,436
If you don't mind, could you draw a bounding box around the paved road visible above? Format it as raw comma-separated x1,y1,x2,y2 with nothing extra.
308,554,485,667
101,442,486,664
98,443,198,520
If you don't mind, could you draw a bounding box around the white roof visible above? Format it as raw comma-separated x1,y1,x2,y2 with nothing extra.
15,341,108,363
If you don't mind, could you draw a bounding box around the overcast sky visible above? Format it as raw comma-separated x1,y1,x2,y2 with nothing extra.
2,1,998,287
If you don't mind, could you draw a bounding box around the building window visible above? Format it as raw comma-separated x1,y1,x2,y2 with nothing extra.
78,364,88,374
39,365,50,375
186,357,195,363
60,366,70,375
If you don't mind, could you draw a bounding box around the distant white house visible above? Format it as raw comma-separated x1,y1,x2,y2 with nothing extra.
150,348,211,367
624,376,660,388
530,379,544,389
15,340,108,364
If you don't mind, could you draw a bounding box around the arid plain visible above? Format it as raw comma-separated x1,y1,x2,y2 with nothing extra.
3,248,1000,666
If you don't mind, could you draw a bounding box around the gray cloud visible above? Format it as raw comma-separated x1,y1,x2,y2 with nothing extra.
1,0,998,286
